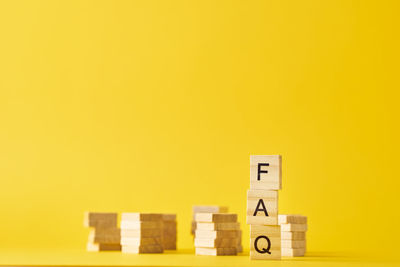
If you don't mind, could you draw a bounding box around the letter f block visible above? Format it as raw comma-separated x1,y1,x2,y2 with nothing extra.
250,155,282,190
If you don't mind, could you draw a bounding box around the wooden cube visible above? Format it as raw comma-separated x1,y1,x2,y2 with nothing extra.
250,225,281,260
250,155,282,190
247,189,278,225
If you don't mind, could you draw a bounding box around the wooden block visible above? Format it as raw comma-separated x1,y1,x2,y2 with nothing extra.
83,212,118,228
250,155,282,190
88,229,121,244
195,247,237,256
87,242,121,251
121,213,162,222
282,240,306,248
281,247,306,257
163,240,177,250
192,206,229,214
93,227,120,236
247,189,278,225
121,237,163,246
122,244,163,254
280,224,307,232
281,231,306,240
120,221,163,230
194,237,238,248
250,225,281,260
196,222,240,231
121,228,163,237
195,230,240,239
195,213,237,223
278,214,307,224
162,214,176,221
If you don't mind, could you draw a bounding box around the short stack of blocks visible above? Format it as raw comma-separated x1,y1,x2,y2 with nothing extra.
191,206,228,237
194,213,242,256
279,214,307,257
247,155,282,260
84,212,121,251
120,213,164,254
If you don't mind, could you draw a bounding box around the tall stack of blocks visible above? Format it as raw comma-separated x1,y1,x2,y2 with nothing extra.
247,155,282,260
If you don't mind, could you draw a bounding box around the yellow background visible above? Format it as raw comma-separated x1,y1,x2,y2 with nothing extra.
0,0,399,258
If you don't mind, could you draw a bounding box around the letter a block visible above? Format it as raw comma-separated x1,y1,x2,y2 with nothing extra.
247,189,278,225
250,225,281,260
250,155,282,190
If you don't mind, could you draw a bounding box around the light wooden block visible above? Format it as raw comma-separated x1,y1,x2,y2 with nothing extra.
280,224,307,232
250,225,281,260
194,237,238,248
250,155,282,190
195,247,237,256
281,231,306,240
192,206,229,214
282,240,306,248
247,189,278,225
121,213,163,222
88,229,121,244
83,212,118,228
120,236,163,246
195,213,237,223
122,244,164,254
278,214,307,224
121,228,163,237
195,230,240,239
196,222,240,231
120,220,163,230
162,214,176,221
281,247,306,257
87,242,121,251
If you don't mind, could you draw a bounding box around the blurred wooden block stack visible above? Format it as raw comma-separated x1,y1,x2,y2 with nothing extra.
191,205,228,237
194,213,242,256
120,213,164,254
279,214,307,257
162,214,177,250
84,212,121,251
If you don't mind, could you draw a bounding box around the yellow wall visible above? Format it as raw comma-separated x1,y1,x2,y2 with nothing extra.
0,0,398,254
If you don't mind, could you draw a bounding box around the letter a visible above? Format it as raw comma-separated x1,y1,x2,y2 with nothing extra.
253,199,269,216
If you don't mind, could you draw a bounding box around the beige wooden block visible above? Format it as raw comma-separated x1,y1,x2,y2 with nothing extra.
281,231,306,240
121,228,163,238
122,244,164,254
197,222,240,231
121,236,163,246
281,247,306,257
121,213,162,222
194,237,238,248
195,213,237,223
282,240,306,248
250,155,282,190
195,247,237,256
87,242,121,251
120,220,163,230
162,214,176,221
83,212,118,228
278,214,307,224
281,224,308,232
247,190,278,225
192,206,229,214
195,230,240,239
250,225,281,260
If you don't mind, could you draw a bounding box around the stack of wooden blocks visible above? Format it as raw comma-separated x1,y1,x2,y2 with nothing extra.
191,206,228,237
279,214,307,257
120,213,164,254
247,155,282,260
162,214,177,250
194,213,242,256
84,212,121,251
